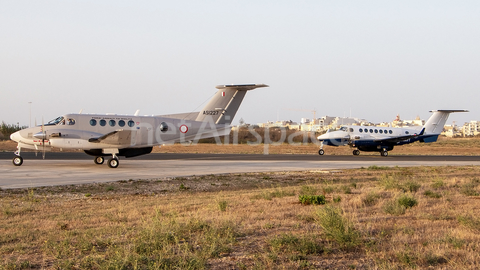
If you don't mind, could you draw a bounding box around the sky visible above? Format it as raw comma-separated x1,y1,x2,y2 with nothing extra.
1,1,479,127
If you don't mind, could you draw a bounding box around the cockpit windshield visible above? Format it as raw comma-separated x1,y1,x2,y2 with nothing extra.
339,126,348,131
46,116,65,126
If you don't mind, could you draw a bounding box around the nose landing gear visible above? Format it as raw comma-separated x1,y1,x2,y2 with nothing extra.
12,146,23,166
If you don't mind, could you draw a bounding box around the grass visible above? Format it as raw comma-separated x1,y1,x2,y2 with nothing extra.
1,166,480,268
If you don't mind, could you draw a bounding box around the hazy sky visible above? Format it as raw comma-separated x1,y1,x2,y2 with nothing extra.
1,1,479,127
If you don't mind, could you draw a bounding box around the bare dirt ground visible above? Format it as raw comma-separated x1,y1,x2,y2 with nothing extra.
2,136,480,156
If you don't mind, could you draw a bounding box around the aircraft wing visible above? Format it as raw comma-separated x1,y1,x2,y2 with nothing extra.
88,130,135,145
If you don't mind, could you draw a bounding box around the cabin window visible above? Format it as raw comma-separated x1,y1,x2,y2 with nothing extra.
128,120,135,127
364,128,368,133
160,122,168,132
374,129,378,133
359,129,363,133
90,119,97,126
384,130,388,134
369,129,373,133
405,131,409,134
109,120,116,127
100,120,106,126
389,130,393,134
118,120,125,127
379,130,383,134
349,128,354,132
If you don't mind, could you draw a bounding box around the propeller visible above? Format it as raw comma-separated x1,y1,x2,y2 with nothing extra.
42,117,46,159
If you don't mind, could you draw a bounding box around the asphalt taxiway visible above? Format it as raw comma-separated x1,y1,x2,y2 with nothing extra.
1,152,479,189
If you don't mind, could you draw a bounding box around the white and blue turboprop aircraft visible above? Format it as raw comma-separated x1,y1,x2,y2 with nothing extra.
317,110,468,156
10,84,268,168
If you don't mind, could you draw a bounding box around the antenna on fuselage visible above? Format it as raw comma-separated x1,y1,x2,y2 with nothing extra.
134,110,140,116
79,109,83,114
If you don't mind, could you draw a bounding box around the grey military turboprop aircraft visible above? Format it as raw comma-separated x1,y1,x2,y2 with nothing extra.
10,84,268,168
317,110,467,156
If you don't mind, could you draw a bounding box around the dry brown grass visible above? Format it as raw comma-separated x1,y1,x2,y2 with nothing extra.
1,166,480,269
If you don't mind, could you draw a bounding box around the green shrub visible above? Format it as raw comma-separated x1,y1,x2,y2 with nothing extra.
315,205,360,249
397,194,418,208
299,195,326,205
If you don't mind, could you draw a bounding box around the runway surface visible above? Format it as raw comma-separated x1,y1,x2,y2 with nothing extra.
1,152,479,189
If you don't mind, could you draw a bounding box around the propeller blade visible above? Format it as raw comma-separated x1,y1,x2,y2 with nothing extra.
42,117,46,159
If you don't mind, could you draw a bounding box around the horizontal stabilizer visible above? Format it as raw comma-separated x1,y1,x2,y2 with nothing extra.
215,84,268,91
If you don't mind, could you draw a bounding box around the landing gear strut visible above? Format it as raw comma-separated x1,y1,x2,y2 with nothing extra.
318,142,324,155
380,149,389,157
12,146,23,166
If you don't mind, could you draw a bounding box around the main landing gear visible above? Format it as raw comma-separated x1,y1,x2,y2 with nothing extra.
353,150,360,156
380,149,389,157
12,147,23,166
93,155,119,168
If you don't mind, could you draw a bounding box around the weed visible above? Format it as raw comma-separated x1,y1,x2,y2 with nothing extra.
299,195,326,205
268,233,321,258
423,190,442,198
431,179,445,188
367,165,390,170
333,196,342,203
402,181,421,193
460,180,479,196
256,186,294,200
316,205,360,249
396,249,417,267
217,200,228,212
84,193,92,197
299,185,317,196
383,200,406,215
378,174,399,190
179,183,189,190
362,192,380,206
322,186,334,194
105,185,115,191
443,235,464,249
457,215,480,232
341,185,352,194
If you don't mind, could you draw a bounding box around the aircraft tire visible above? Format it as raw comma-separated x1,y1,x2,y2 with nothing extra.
353,150,360,156
318,149,324,155
13,156,23,166
108,158,119,168
381,150,388,157
94,156,104,165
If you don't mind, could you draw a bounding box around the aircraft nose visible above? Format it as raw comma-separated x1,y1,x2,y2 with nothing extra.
10,131,21,142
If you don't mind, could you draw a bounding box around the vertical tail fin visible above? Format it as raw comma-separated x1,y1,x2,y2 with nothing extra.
423,110,468,135
195,84,268,125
